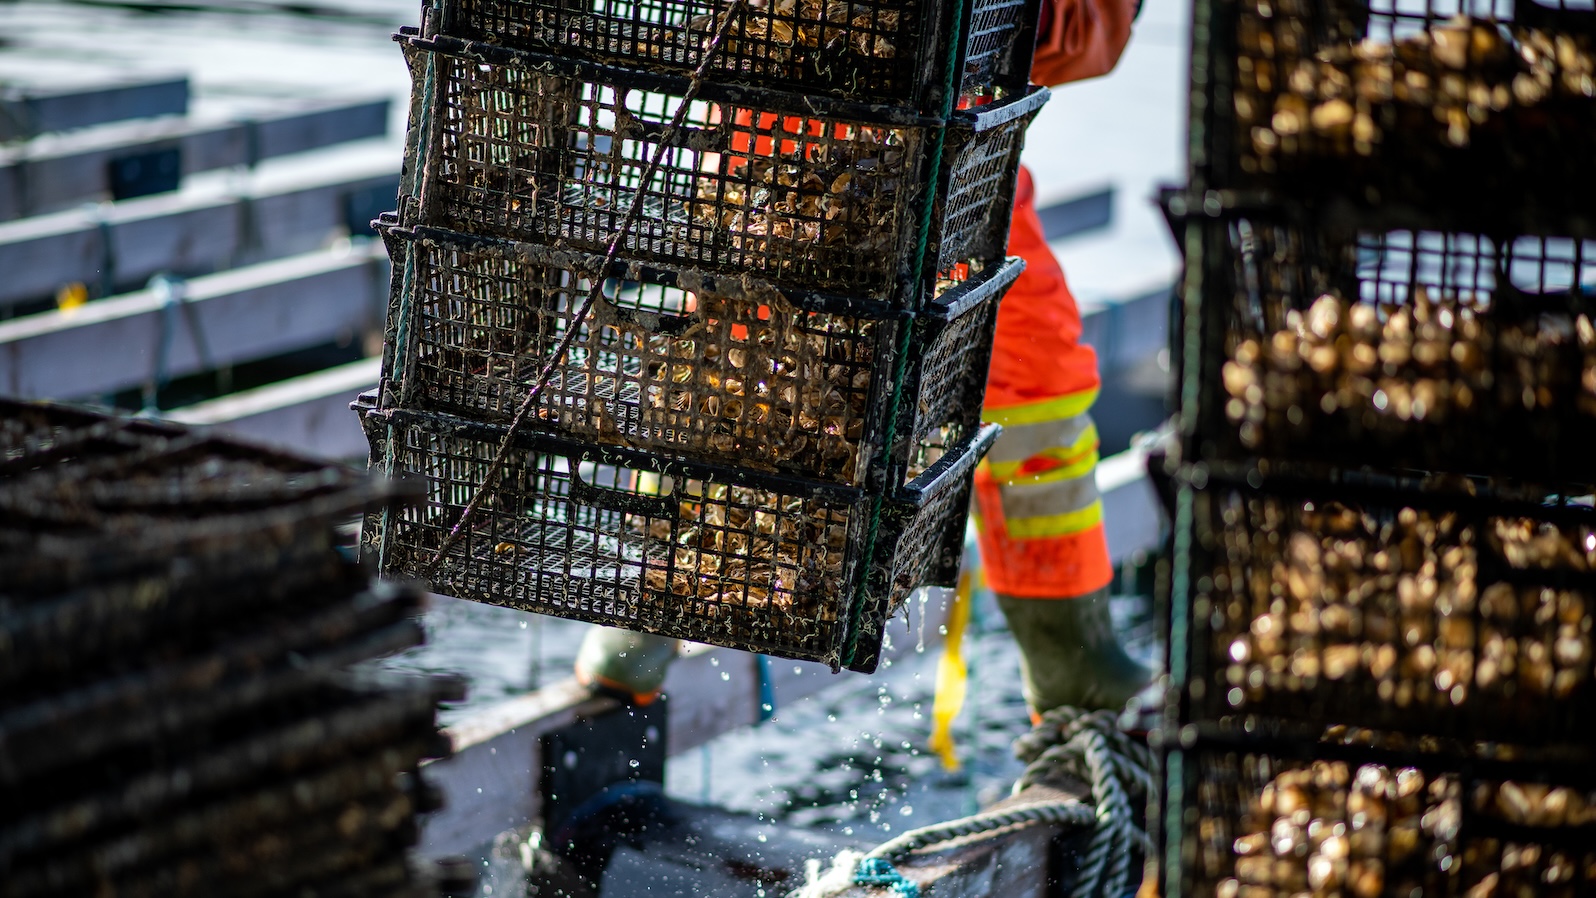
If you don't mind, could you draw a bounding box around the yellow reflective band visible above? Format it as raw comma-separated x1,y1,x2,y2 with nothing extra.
982,386,1100,428
1004,499,1105,540
985,423,1100,483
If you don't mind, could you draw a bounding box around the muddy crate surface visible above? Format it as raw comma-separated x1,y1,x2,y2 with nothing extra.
378,223,1015,486
400,34,1043,303
1206,0,1596,228
358,403,993,671
1182,470,1596,744
429,0,1040,113
1164,731,1596,898
1198,215,1596,483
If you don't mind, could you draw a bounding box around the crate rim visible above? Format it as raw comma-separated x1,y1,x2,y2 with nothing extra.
382,220,1025,324
395,28,1051,130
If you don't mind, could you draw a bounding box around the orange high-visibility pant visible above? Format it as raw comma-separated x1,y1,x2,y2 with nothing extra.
972,165,1112,599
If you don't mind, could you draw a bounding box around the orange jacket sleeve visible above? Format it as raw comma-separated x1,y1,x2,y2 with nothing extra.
1029,0,1138,87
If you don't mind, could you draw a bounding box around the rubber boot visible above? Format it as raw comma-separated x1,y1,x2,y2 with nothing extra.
996,586,1154,715
573,626,681,706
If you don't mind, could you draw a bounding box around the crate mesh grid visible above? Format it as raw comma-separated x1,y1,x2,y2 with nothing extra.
376,416,856,661
390,228,1011,485
1176,740,1596,898
1192,483,1596,741
408,40,1039,300
439,0,1033,109
1213,216,1596,478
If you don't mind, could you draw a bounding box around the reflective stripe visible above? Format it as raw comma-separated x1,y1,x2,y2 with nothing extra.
1005,499,1105,540
985,419,1099,483
986,412,1096,465
981,386,1100,428
997,469,1101,523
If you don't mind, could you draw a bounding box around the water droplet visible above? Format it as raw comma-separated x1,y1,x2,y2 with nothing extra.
720,671,730,681
758,833,768,843
827,713,837,722
710,657,720,666
520,620,528,629
629,759,640,768
900,806,913,816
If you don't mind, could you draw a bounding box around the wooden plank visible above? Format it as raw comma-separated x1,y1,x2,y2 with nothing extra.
0,96,392,219
164,356,380,460
0,156,398,311
0,245,387,400
0,75,190,141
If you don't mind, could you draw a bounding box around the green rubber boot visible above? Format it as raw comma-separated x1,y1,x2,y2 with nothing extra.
996,587,1154,716
573,626,681,705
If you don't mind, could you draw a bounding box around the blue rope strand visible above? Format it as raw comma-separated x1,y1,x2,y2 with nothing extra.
855,858,920,898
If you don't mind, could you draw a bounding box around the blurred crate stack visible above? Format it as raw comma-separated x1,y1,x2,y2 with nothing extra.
1160,0,1596,893
359,0,1053,671
0,399,456,898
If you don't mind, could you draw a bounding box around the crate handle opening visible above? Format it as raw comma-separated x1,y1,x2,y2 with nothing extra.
569,464,679,519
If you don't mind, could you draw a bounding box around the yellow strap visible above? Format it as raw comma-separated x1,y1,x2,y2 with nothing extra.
981,386,1100,428
928,565,976,771
985,425,1100,484
1004,498,1105,540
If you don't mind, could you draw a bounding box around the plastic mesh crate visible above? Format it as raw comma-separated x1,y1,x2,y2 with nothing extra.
1182,471,1596,744
1206,0,1595,227
399,33,1045,302
429,0,1040,112
377,222,1016,486
358,400,995,672
1163,731,1596,898
1197,214,1596,482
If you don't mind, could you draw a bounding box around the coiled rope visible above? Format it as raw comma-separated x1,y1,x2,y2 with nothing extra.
791,707,1150,898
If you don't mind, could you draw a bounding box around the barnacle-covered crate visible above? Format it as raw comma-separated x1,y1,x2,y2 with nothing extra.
1181,470,1596,744
426,0,1041,112
1194,213,1596,482
356,399,996,672
397,32,1045,304
1163,730,1596,898
1206,0,1596,227
375,221,1016,487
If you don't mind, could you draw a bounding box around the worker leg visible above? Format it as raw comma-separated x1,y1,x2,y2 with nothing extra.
976,165,1152,716
574,626,681,705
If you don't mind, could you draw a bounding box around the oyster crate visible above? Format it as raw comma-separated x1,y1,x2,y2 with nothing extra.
1178,468,1596,745
1190,211,1596,482
376,220,1017,487
423,0,1043,113
357,399,996,672
1160,728,1596,898
396,31,1046,304
1199,0,1596,230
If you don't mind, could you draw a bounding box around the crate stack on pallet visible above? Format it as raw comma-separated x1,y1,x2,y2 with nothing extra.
0,399,457,898
356,0,1051,671
1160,0,1596,894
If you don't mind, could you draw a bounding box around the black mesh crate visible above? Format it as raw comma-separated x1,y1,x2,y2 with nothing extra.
424,0,1042,113
1178,469,1596,744
376,221,1017,487
357,400,996,672
397,33,1046,303
1160,730,1596,898
1201,0,1596,230
1192,212,1596,482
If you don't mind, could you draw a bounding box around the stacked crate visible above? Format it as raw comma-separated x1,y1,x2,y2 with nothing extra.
1160,0,1596,894
0,399,455,898
358,0,1052,671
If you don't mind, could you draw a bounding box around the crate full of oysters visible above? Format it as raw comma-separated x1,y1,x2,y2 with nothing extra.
1217,0,1594,225
423,0,1043,112
1210,216,1596,482
1185,470,1596,743
1168,727,1596,898
357,396,996,672
375,220,1016,487
396,31,1046,303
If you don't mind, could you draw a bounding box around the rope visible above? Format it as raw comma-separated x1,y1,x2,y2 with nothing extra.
788,708,1150,898
427,0,750,572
